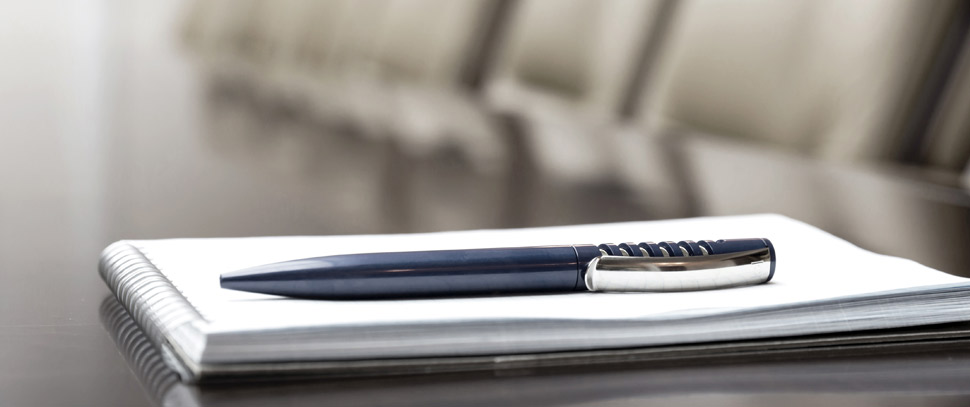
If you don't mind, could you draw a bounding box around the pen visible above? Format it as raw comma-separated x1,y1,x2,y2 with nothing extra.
220,239,775,299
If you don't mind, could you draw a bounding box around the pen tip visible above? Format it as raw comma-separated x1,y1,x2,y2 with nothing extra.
220,267,252,292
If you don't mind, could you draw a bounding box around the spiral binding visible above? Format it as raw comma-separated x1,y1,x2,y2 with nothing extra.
598,240,718,258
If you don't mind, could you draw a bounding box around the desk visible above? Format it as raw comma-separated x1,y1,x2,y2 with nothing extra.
2,2,970,405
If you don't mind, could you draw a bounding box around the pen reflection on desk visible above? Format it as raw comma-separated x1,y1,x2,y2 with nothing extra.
220,238,776,299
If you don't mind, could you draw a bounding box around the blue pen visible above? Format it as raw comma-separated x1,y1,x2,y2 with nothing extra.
220,239,775,299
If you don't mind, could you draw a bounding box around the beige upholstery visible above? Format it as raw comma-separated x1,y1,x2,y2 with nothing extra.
372,0,490,84
182,0,262,62
298,0,392,134
367,0,513,231
486,0,664,182
370,0,506,172
289,0,357,70
490,0,660,116
640,0,961,163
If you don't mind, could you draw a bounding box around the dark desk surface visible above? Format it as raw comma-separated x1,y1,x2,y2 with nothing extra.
3,2,970,406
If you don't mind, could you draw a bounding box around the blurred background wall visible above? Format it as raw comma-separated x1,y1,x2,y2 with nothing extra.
2,0,970,274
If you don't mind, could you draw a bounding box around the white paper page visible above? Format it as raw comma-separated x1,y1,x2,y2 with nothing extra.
134,214,967,338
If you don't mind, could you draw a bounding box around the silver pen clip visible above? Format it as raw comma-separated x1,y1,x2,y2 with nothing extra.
585,246,774,292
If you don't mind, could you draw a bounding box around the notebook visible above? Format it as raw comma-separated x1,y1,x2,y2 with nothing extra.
99,214,970,382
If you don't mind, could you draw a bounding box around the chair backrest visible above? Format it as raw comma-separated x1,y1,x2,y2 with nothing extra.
321,0,393,73
638,0,963,163
182,0,261,60
487,0,665,118
287,0,359,70
369,0,503,86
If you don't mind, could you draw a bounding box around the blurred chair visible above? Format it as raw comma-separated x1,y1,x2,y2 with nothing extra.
181,0,970,234
182,0,307,76
364,0,515,231
299,0,393,135
487,0,666,182
637,0,964,163
181,0,253,64
182,0,400,233
627,0,969,231
181,0,349,118
371,0,508,172
290,0,507,154
186,0,395,134
181,0,516,232
484,0,683,226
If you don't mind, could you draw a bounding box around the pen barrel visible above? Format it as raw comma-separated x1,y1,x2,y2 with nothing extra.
222,245,602,299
